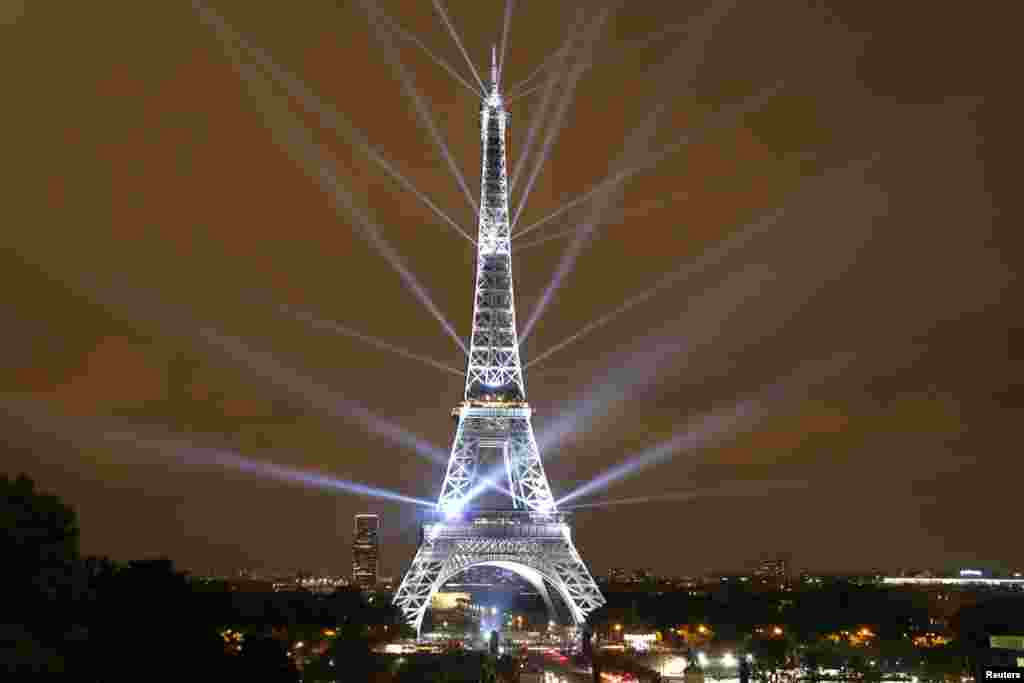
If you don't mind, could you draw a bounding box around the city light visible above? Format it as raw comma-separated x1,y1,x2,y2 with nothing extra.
722,652,738,667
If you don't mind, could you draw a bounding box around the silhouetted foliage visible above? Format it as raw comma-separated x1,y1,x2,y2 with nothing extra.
2,473,80,674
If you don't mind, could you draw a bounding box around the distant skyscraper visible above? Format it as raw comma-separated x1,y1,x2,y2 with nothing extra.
352,514,380,589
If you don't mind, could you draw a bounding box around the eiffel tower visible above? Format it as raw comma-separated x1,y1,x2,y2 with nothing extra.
393,49,605,637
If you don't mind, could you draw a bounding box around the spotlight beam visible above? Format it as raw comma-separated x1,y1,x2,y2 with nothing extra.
536,265,776,456
200,328,450,467
107,432,438,507
521,25,728,343
5,398,436,507
561,480,808,510
361,1,479,215
513,82,784,240
430,0,486,91
555,355,856,506
520,72,675,343
196,2,468,356
382,15,485,97
506,80,547,103
512,9,611,229
526,208,783,367
497,0,515,84
282,305,464,377
525,155,880,369
508,23,577,194
556,399,761,507
512,194,690,252
447,463,518,510
507,45,568,97
221,17,475,244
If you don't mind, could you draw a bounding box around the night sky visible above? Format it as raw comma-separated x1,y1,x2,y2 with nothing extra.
2,1,1017,578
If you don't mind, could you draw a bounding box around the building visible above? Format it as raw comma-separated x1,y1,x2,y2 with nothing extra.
632,568,655,584
297,574,349,594
608,568,628,584
352,514,380,589
754,558,788,580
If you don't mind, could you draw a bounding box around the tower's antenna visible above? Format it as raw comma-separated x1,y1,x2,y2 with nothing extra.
491,44,499,88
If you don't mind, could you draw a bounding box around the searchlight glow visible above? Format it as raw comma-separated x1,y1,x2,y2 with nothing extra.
97,431,436,507
555,399,759,507
195,2,469,355
200,329,449,465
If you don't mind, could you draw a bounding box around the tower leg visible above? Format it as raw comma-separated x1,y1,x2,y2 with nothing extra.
536,580,556,621
392,539,445,635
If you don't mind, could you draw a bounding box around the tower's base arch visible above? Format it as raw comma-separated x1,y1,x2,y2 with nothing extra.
394,510,605,638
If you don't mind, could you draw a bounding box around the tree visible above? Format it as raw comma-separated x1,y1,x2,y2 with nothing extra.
1,473,80,601
1,473,81,674
747,635,793,683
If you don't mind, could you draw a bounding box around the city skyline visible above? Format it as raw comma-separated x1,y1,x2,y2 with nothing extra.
2,0,1017,579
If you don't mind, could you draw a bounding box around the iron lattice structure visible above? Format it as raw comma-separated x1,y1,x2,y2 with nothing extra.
394,50,604,636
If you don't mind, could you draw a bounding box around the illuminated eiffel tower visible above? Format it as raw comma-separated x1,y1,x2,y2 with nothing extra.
393,49,605,637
